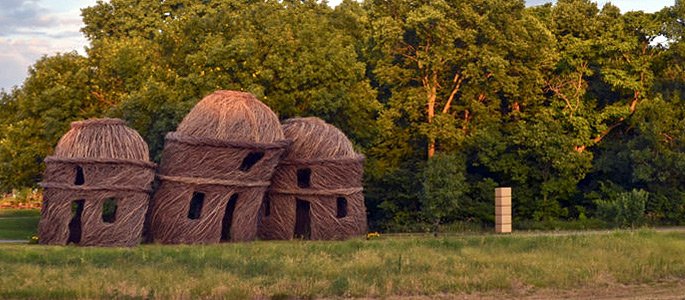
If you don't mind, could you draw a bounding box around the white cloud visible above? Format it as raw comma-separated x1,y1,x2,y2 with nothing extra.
0,0,97,90
0,35,89,90
0,0,57,37
0,38,48,91
527,0,554,6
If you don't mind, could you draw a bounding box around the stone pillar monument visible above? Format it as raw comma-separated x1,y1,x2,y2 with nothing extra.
495,187,512,233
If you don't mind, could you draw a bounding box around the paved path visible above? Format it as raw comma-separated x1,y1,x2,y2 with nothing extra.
0,239,26,243
383,226,685,238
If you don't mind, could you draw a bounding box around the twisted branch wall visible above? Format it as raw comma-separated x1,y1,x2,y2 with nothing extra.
258,157,367,240
39,157,155,246
148,132,288,244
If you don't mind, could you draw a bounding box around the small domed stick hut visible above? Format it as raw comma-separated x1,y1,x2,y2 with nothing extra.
258,117,367,240
38,118,156,246
149,90,288,244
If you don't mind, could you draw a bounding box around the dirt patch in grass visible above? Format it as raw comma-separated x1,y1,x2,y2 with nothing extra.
529,279,685,299
374,279,685,299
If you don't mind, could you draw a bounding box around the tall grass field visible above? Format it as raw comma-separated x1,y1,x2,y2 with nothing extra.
1,229,685,298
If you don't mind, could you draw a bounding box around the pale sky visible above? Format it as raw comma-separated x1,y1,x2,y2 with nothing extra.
0,0,676,91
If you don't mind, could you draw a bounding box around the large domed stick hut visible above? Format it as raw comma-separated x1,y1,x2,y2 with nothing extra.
149,90,289,244
258,117,367,240
38,118,156,246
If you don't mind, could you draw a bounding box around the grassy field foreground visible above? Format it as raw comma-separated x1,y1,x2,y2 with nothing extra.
1,230,685,298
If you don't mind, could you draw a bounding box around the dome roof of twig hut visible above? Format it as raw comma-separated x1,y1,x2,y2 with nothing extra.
281,117,358,160
176,90,284,143
54,118,150,161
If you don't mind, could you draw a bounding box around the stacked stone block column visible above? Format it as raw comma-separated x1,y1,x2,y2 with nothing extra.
495,187,512,233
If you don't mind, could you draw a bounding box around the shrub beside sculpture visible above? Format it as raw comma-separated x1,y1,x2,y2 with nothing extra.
38,90,366,246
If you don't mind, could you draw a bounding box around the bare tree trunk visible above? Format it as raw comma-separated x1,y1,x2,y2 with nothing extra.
426,73,437,158
433,218,440,237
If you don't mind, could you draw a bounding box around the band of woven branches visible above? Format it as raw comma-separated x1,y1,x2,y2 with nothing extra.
157,174,271,187
270,159,364,191
165,131,291,150
269,187,363,196
39,182,152,193
42,158,156,194
158,131,288,186
69,118,127,128
44,156,157,169
278,155,365,166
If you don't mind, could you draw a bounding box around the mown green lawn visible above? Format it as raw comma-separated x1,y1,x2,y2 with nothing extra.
1,230,684,298
0,209,39,240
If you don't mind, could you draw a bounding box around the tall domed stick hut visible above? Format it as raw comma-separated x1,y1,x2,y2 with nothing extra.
149,90,288,244
38,118,156,246
258,117,367,240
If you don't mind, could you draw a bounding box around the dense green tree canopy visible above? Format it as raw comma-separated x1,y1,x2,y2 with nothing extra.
1,0,684,230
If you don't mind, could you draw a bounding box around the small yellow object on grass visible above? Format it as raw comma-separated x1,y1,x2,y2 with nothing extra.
366,232,381,240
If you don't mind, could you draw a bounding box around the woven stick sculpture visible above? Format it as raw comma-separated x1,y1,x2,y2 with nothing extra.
258,117,367,240
38,118,155,246
149,90,288,244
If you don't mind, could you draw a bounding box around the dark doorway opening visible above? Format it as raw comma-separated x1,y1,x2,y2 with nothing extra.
240,151,264,171
294,199,311,239
188,192,205,220
74,166,85,185
336,197,347,218
297,168,311,188
221,194,238,241
102,198,118,223
68,199,85,244
263,195,271,217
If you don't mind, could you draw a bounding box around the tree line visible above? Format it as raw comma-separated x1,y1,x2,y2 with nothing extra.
1,0,684,231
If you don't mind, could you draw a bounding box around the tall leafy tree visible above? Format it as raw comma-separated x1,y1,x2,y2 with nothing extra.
590,0,685,224
421,153,467,234
0,53,100,191
367,0,559,224
82,0,380,158
2,0,684,229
